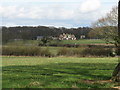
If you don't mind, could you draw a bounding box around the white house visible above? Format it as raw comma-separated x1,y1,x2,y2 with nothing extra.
59,33,76,40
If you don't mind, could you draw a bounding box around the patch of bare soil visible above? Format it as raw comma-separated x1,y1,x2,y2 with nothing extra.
112,86,120,90
82,80,112,84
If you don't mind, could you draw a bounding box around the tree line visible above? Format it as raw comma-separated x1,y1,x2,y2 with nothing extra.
2,26,92,43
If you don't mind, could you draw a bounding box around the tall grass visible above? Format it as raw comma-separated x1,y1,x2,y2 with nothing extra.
2,46,114,57
2,46,53,57
57,47,113,57
81,47,113,57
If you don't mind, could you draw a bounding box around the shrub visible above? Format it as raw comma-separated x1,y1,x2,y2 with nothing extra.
57,47,83,56
57,47,69,56
57,47,114,57
22,46,41,56
41,48,53,57
2,46,53,57
2,46,114,57
81,47,113,57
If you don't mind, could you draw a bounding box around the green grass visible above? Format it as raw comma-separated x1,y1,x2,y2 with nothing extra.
4,40,39,46
4,39,107,46
2,56,118,88
57,39,106,45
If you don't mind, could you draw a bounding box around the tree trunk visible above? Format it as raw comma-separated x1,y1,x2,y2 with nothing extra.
111,0,120,82
112,62,120,82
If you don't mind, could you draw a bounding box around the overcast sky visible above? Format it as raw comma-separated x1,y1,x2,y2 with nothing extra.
1,0,118,28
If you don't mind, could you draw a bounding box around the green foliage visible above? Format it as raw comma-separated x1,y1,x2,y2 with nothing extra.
40,37,50,46
89,26,117,40
2,56,118,88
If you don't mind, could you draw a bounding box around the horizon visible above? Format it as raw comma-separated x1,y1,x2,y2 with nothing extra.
1,25,92,29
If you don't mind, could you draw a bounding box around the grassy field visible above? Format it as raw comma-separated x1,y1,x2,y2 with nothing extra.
2,56,118,88
56,39,107,45
4,39,107,46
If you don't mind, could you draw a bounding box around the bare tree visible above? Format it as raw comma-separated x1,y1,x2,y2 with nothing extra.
89,6,118,46
93,6,118,27
89,4,120,81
